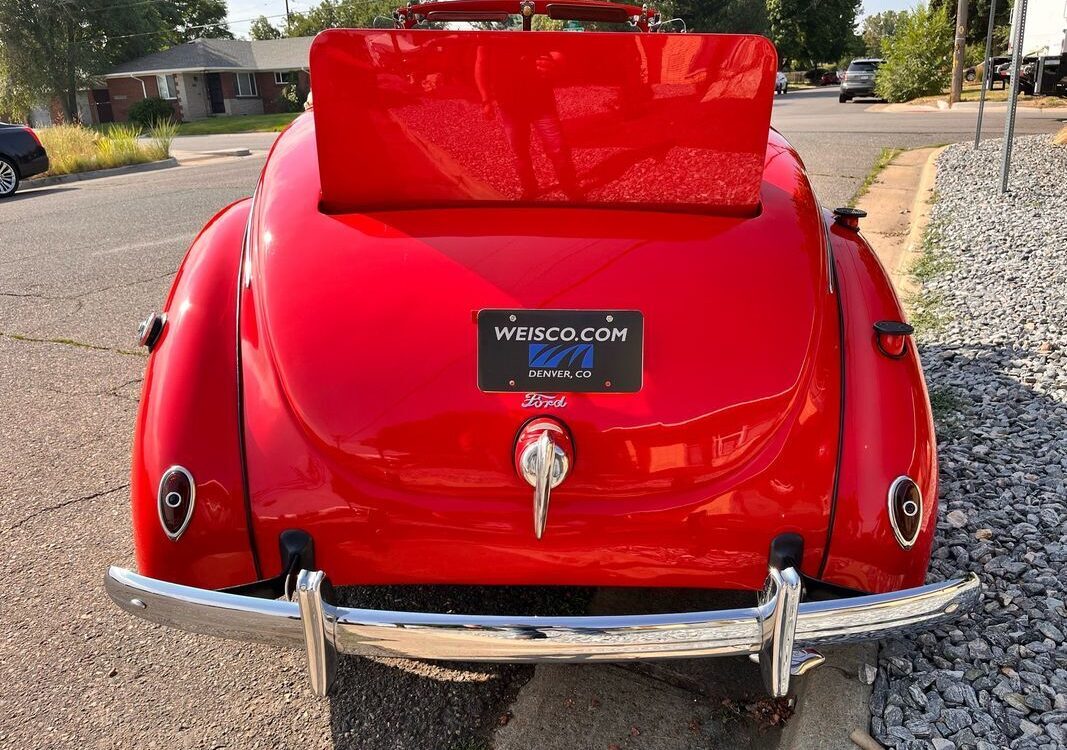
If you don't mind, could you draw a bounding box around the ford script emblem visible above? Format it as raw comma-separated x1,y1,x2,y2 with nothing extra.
522,393,567,409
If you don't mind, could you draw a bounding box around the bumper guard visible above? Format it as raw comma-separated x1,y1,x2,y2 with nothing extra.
105,565,980,698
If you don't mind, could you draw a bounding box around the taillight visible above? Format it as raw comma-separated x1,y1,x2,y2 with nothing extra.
23,127,42,147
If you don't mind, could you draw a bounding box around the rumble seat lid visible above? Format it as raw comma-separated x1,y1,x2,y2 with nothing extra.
309,29,777,215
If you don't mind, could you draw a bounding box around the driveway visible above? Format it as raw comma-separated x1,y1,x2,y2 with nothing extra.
0,90,1062,749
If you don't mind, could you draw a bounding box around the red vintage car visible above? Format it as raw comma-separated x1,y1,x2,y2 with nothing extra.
106,0,980,699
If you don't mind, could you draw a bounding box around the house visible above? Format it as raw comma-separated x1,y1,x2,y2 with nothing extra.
100,37,314,123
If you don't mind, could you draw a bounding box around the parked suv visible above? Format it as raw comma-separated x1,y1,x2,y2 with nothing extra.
839,58,883,102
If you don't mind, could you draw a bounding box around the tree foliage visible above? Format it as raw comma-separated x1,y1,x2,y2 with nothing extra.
0,0,230,122
283,0,396,36
658,0,768,34
249,15,283,40
861,10,901,57
929,0,1011,48
875,3,953,102
767,0,862,68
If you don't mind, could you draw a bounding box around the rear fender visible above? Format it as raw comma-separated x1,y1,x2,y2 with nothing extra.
131,198,258,588
820,215,938,593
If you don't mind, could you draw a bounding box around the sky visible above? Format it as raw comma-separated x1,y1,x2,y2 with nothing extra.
224,0,919,38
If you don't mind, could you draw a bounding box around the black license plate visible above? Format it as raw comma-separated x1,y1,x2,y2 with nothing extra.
478,309,643,393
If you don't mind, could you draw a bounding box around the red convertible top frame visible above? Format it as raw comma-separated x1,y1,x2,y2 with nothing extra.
393,0,660,31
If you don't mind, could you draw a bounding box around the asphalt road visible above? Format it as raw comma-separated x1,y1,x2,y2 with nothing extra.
771,87,1064,206
0,89,1063,749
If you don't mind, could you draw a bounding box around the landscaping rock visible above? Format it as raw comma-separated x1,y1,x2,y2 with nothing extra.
869,135,1067,750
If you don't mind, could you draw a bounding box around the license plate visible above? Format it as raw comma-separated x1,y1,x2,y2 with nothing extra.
477,309,644,393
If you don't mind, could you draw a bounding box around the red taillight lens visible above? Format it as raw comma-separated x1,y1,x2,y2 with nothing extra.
23,127,42,147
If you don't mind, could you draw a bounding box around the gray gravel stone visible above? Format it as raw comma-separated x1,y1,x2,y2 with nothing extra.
869,135,1067,750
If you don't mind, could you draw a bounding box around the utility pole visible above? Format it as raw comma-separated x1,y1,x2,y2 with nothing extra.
285,0,292,34
949,0,969,106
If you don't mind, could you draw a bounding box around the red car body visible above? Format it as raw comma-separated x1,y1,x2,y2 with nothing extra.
130,22,937,598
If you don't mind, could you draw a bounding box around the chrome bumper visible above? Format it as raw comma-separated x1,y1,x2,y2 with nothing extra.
105,565,980,698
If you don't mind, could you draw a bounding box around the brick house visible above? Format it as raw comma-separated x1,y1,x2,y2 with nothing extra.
100,37,314,123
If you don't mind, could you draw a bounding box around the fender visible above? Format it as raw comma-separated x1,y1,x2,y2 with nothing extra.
819,215,938,593
130,198,258,588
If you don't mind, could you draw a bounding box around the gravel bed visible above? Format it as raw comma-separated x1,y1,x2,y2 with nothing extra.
869,134,1067,749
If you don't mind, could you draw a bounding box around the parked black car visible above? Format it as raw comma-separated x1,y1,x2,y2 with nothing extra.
0,123,49,198
839,58,884,102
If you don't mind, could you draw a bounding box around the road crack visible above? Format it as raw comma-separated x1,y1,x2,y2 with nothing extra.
0,331,146,357
3,483,130,534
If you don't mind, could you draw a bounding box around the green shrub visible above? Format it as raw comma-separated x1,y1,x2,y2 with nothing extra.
275,83,304,113
128,97,176,130
875,4,953,103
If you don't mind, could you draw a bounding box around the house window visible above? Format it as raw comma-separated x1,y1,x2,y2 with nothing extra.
273,71,293,85
235,72,258,97
156,74,178,100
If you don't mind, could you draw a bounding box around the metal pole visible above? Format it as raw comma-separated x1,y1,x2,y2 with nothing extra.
999,0,1028,193
950,0,970,105
974,0,998,148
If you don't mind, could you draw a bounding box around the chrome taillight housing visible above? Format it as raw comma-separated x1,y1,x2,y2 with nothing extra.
888,476,922,549
158,466,195,540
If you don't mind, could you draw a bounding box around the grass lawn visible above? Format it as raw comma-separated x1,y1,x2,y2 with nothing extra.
176,113,302,136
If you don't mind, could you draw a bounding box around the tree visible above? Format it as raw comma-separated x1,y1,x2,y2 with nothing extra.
249,15,283,39
0,0,231,122
767,0,863,68
875,3,953,102
929,0,1010,47
286,0,396,36
159,0,232,42
659,0,768,34
861,10,902,57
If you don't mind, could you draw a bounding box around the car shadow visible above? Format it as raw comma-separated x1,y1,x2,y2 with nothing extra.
326,585,774,749
4,185,76,202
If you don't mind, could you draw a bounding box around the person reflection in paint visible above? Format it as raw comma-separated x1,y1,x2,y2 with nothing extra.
474,44,583,201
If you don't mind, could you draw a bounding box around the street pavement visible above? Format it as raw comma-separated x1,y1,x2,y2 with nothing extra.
0,90,1063,749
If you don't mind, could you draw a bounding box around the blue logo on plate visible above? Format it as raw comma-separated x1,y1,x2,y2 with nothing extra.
529,343,594,369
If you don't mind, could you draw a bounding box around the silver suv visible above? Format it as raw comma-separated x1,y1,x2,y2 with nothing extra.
840,58,883,103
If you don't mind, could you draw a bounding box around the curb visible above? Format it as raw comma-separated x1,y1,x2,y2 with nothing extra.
25,157,178,189
779,644,880,749
172,148,253,164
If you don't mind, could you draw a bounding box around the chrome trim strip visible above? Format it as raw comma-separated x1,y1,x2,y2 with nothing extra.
105,567,980,678
156,466,195,541
296,570,336,697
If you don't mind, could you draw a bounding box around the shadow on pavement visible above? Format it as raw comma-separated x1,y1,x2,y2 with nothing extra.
5,185,77,201
326,585,779,750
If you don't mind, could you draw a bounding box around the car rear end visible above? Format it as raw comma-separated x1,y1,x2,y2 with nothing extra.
105,17,980,701
0,123,49,197
839,59,882,101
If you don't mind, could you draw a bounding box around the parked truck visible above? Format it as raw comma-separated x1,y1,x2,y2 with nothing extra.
1010,0,1067,95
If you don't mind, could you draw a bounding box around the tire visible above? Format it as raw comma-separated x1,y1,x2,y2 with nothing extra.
965,70,977,82
839,93,849,103
782,86,788,94
0,157,19,198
